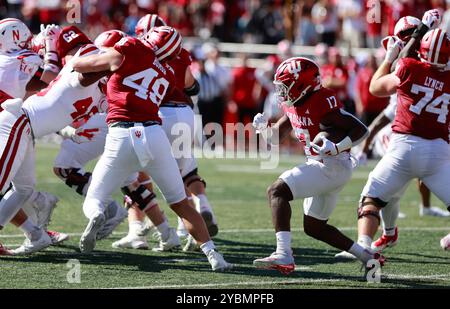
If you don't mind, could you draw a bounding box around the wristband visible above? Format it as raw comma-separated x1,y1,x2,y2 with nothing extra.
336,136,353,153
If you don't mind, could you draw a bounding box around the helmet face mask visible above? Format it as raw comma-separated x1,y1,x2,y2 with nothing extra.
0,18,33,54
273,57,321,107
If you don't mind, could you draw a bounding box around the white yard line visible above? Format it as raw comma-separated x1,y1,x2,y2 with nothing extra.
1,226,448,239
110,273,450,289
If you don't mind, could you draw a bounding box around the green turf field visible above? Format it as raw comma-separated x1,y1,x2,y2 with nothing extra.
0,143,449,289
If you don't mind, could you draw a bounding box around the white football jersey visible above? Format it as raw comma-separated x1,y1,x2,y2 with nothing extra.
23,44,105,138
0,50,42,99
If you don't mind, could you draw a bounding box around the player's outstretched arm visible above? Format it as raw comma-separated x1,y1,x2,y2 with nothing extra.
72,48,123,73
252,114,292,145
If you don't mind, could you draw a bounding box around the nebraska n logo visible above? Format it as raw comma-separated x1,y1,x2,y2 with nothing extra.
287,61,301,80
12,29,20,42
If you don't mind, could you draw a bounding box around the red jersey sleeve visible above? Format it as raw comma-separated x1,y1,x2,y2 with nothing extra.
177,48,193,66
114,37,137,56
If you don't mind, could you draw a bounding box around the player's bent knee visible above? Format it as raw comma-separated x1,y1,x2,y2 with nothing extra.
358,196,384,222
183,168,206,188
267,179,293,202
54,167,91,195
121,184,157,212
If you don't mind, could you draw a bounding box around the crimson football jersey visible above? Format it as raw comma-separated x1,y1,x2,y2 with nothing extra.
393,58,450,143
282,87,343,156
161,48,192,104
106,37,176,124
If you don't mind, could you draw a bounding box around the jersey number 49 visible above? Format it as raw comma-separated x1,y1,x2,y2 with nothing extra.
123,68,169,105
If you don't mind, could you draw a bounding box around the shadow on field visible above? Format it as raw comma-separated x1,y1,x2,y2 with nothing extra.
0,244,216,274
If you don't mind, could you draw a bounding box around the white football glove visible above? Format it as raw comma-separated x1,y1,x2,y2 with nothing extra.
71,127,100,144
356,151,368,167
422,9,442,29
311,136,339,157
252,113,268,132
384,36,404,64
41,24,62,53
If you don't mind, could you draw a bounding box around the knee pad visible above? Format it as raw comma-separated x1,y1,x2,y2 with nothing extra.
358,197,384,222
183,168,206,188
121,184,157,211
55,168,91,196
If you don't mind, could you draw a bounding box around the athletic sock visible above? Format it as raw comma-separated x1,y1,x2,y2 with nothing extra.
19,219,41,241
129,220,144,236
383,226,396,236
200,240,216,255
275,231,292,255
156,220,170,241
349,242,373,263
357,235,372,249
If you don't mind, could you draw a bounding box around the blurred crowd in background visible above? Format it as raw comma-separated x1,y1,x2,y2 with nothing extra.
1,0,450,150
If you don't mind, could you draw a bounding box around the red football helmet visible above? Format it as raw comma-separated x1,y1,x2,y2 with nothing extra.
273,57,321,106
56,25,92,59
94,30,127,49
145,26,182,62
135,14,167,38
419,28,450,68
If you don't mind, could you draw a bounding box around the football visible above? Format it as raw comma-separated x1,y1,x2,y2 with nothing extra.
312,129,348,147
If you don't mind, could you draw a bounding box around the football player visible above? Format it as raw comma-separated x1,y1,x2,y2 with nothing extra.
251,57,384,275
0,25,110,255
355,24,450,258
72,27,232,271
0,19,66,255
118,14,219,249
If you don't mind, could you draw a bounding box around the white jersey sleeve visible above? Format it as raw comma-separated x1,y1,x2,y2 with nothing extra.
22,44,104,138
0,50,42,99
383,93,397,122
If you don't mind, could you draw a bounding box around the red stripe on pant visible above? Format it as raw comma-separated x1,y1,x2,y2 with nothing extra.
0,115,29,190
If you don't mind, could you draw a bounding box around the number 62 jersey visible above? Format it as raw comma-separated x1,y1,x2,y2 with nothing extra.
393,58,450,143
22,44,105,138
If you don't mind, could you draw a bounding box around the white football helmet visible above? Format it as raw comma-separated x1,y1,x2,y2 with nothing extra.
394,16,421,42
0,18,33,53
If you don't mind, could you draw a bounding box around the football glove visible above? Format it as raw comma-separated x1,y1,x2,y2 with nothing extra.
252,112,268,132
422,9,442,29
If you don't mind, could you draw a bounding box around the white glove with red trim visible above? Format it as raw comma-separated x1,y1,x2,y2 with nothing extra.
71,127,100,144
422,9,442,29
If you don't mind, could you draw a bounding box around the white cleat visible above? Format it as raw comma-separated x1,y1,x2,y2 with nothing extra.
440,233,450,251
12,231,52,255
47,230,70,245
253,252,295,275
420,206,450,217
97,202,128,240
207,249,233,272
152,228,181,252
34,192,59,229
112,234,149,249
334,251,357,259
182,234,200,252
79,213,105,253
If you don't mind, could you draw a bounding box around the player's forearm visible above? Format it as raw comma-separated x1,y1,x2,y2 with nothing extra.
73,56,112,73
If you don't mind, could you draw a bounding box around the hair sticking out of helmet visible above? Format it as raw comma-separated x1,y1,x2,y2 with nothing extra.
135,14,167,38
0,18,33,53
273,57,322,107
394,16,421,42
145,26,182,62
94,30,127,49
419,28,450,68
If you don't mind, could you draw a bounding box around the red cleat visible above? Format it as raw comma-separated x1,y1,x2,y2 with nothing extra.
372,227,398,252
47,230,70,245
0,243,13,256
